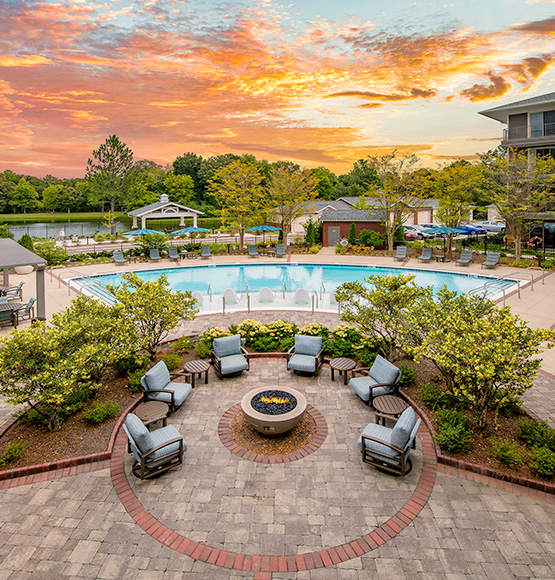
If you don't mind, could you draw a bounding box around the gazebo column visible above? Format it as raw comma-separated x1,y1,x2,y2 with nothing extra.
179,217,185,226
2,267,8,286
192,215,198,227
132,216,138,229
36,264,46,319
141,216,146,228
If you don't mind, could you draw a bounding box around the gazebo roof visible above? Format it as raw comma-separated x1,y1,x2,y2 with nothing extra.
128,194,203,218
0,239,46,269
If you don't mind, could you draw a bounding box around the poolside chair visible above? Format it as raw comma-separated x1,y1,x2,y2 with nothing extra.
482,251,500,269
357,406,421,476
248,244,260,258
417,247,433,263
349,355,402,406
257,286,274,303
456,248,473,267
140,361,193,414
275,243,286,258
0,310,15,328
123,413,186,480
149,248,162,262
15,297,36,323
200,245,211,259
168,247,180,260
287,334,324,376
113,250,127,265
223,288,240,305
394,245,407,261
192,291,204,306
211,334,249,379
5,281,24,301
293,288,311,305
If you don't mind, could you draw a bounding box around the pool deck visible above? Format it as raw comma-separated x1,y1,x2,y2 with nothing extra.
0,250,554,579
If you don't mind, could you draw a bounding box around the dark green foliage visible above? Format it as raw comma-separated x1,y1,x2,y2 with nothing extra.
314,220,323,244
83,402,119,425
434,409,473,453
251,335,278,352
195,341,212,359
18,233,33,251
324,325,365,358
0,442,27,467
517,419,555,451
398,362,417,388
489,438,524,466
128,369,147,393
173,337,194,354
279,336,295,352
357,350,378,368
162,353,182,371
0,223,14,239
358,229,384,249
305,221,315,246
348,223,357,245
113,353,148,376
528,446,555,477
420,382,457,411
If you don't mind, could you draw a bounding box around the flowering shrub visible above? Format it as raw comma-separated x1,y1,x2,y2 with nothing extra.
198,327,232,348
297,323,329,339
324,324,366,357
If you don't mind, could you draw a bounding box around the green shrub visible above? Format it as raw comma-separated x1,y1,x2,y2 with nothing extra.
173,337,194,354
398,362,417,388
420,382,452,411
489,438,524,466
309,244,322,254
195,341,212,359
358,229,384,249
348,223,357,245
197,326,231,348
18,233,34,252
113,354,148,376
94,233,105,242
297,323,329,339
434,409,473,453
528,446,555,477
0,442,27,467
279,336,295,352
128,369,146,393
324,324,365,358
251,335,278,352
357,350,378,368
83,401,119,425
517,419,555,451
162,353,182,371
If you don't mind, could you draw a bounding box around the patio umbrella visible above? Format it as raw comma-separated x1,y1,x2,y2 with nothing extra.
121,228,165,236
246,225,282,232
425,226,466,236
172,226,211,235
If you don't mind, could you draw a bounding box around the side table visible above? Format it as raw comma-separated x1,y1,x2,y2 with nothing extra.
373,395,409,426
330,357,357,385
134,400,169,430
183,359,210,388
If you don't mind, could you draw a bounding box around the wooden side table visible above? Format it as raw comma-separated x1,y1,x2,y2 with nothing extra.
330,357,357,385
183,359,210,388
134,401,169,429
373,395,409,426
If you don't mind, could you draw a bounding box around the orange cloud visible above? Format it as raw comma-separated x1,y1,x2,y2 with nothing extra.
459,73,512,101
0,55,51,67
512,17,555,34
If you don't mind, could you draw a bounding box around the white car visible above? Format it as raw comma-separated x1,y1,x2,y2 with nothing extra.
412,224,441,238
474,220,505,232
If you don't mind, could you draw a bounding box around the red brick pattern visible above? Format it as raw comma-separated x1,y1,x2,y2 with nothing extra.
218,403,327,462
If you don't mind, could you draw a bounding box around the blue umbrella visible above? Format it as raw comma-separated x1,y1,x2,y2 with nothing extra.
172,226,211,235
121,228,164,235
425,226,466,236
246,225,282,232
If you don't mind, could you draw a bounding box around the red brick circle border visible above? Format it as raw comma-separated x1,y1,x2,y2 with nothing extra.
110,409,438,576
218,403,327,463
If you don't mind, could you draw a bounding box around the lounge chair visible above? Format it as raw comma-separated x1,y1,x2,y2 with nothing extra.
456,249,473,267
123,413,186,480
168,247,180,260
211,334,249,379
275,243,286,258
482,251,500,269
293,288,311,305
15,297,36,323
287,334,324,376
248,245,259,258
5,281,24,301
394,245,407,261
223,288,240,305
192,291,203,306
417,247,433,263
357,406,421,476
257,287,274,303
149,248,162,262
349,354,402,406
113,250,127,265
140,361,193,414
200,245,211,259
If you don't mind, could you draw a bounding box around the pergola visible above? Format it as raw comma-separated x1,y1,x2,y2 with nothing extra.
0,239,47,319
127,194,203,230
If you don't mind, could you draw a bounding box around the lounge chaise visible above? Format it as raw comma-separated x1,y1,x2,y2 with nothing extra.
418,247,433,263
275,243,286,258
113,250,127,265
481,251,500,269
349,354,402,406
149,248,162,262
200,245,211,259
394,246,407,261
456,249,473,267
248,245,259,258
168,247,180,260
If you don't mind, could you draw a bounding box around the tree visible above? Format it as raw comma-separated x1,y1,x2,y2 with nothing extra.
334,159,380,199
310,167,338,200
173,152,204,199
107,272,198,359
266,166,318,245
480,148,555,260
86,135,134,234
305,220,315,246
355,151,423,251
9,178,39,213
208,160,265,249
163,172,194,206
334,274,428,360
348,223,357,245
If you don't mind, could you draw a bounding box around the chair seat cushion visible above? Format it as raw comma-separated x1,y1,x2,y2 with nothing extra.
349,377,395,402
288,354,317,373
147,381,192,407
357,423,400,460
147,425,187,463
220,354,249,375
143,361,171,391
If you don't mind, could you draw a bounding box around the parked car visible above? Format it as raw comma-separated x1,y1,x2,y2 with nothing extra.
403,226,420,240
413,223,444,238
474,220,506,232
458,223,487,235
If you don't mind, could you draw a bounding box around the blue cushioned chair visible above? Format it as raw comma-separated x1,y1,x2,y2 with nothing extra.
140,361,193,413
248,245,259,258
168,247,180,260
113,250,127,265
357,406,420,476
212,334,249,379
123,413,186,479
349,355,401,406
5,281,24,301
200,245,211,259
287,334,323,376
275,243,286,258
149,248,162,262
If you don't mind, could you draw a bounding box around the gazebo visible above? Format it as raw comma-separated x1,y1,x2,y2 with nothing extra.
127,194,203,230
0,239,47,320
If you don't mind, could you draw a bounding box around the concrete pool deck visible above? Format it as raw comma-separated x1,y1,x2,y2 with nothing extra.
0,250,554,579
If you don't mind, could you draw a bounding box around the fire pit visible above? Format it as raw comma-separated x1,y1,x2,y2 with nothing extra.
240,387,307,436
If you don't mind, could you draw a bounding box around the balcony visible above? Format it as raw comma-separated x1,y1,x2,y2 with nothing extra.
503,122,555,146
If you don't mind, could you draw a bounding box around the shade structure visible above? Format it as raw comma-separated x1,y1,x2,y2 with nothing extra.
246,225,282,232
425,226,466,235
121,228,165,236
172,226,211,235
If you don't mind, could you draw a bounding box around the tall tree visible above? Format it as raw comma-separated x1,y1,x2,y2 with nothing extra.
310,167,338,200
173,152,204,199
266,166,318,245
208,160,265,249
85,135,134,234
334,159,380,199
9,178,39,213
480,148,555,260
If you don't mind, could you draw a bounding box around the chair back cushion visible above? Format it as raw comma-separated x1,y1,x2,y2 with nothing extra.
126,413,154,453
213,334,242,357
369,355,400,385
142,361,171,391
390,407,416,449
294,334,322,356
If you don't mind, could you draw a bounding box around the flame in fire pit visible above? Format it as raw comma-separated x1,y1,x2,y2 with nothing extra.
260,396,289,404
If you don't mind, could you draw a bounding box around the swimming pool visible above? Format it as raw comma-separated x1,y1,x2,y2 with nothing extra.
77,263,516,313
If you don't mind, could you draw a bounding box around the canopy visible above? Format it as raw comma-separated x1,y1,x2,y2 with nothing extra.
425,226,466,235
172,226,210,235
246,225,282,232
121,228,165,236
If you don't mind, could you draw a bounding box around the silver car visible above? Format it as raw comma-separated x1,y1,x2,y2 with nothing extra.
474,221,505,232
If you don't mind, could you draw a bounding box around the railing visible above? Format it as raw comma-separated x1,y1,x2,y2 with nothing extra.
57,269,117,305
468,266,544,306
503,122,555,141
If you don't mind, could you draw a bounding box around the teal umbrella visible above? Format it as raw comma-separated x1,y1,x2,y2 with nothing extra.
173,226,210,235
246,225,282,232
426,226,466,236
121,228,164,235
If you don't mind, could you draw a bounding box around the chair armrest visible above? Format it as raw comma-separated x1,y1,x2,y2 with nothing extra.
361,434,403,456
141,436,183,460
368,382,400,404
352,367,372,376
143,388,176,409
286,346,295,362
241,346,250,360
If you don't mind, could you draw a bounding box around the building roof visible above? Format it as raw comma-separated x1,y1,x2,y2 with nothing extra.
0,239,46,269
128,194,203,217
479,91,555,123
320,209,384,222
336,196,438,210
304,200,352,212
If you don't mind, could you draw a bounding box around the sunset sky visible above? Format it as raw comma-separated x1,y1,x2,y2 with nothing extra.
1,0,555,178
